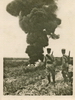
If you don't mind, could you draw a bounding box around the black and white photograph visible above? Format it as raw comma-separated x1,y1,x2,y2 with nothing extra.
1,0,75,97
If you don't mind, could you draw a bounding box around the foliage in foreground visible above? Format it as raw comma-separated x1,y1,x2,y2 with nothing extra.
3,59,73,95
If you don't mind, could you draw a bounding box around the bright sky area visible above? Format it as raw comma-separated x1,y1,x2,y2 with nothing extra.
1,0,75,58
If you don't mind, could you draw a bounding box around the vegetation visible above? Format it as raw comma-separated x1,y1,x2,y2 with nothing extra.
3,58,73,95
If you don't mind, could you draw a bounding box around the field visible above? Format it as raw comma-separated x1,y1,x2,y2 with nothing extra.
3,58,73,96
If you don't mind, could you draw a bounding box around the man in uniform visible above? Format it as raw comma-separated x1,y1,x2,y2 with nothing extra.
45,48,55,86
61,49,69,82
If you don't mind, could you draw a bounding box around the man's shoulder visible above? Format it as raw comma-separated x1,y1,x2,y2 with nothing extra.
62,55,68,58
61,55,68,60
64,55,68,57
46,54,51,57
62,55,68,62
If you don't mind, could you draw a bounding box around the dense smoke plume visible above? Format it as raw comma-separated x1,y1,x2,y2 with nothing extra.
6,0,61,64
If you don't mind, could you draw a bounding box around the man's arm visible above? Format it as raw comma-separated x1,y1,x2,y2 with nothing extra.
51,51,54,61
46,54,54,62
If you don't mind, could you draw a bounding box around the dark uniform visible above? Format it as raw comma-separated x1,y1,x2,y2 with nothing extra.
61,49,69,82
45,48,55,85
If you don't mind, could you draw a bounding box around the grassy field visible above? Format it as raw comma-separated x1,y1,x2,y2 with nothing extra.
3,58,73,96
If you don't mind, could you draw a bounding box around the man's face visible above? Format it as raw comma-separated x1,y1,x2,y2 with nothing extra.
47,50,51,54
62,51,65,55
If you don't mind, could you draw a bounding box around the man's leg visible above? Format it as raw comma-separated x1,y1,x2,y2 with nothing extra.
46,64,51,84
52,70,55,84
62,70,67,82
47,73,51,83
68,72,73,82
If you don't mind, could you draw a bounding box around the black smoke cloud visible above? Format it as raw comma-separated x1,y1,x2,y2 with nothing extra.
6,0,61,64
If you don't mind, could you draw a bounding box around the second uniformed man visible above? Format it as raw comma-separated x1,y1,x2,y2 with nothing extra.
61,49,69,82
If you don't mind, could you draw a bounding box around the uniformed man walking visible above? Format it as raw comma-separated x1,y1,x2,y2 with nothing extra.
61,49,69,82
45,48,55,86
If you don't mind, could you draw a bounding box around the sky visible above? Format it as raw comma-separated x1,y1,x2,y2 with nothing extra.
1,0,75,58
